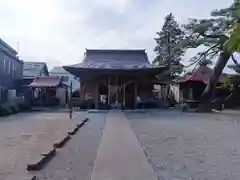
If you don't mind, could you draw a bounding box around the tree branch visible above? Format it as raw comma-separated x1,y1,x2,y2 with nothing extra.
199,31,225,39
184,44,219,68
208,50,219,60
191,51,218,72
205,50,219,56
231,54,240,67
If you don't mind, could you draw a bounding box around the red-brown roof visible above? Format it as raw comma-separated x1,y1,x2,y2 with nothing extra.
29,76,61,88
177,66,228,84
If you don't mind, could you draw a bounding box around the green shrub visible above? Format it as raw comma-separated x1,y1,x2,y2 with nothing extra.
7,106,13,114
14,105,19,112
0,105,11,117
10,105,18,114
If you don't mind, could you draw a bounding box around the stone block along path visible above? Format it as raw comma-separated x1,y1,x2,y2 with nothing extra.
90,112,158,180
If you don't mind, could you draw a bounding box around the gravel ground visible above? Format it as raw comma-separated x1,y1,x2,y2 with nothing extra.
0,111,81,180
35,112,107,180
126,110,240,180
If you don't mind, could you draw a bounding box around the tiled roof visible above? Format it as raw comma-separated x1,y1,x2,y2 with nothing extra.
0,38,17,54
177,66,228,84
64,49,164,73
23,62,48,78
29,76,61,87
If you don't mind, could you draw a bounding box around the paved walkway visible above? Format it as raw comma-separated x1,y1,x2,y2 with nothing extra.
90,112,158,180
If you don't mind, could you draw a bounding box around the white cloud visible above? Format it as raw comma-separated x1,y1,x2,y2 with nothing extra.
0,0,233,70
92,0,131,14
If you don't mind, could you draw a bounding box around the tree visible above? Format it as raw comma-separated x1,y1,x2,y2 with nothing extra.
154,13,185,78
224,7,240,52
181,0,240,108
225,6,240,72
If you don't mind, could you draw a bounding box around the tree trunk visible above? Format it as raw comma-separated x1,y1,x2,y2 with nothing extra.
199,51,231,111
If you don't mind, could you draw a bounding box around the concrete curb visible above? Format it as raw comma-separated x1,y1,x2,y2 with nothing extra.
27,149,56,171
77,121,85,128
31,176,37,180
41,148,56,157
88,110,109,113
83,117,89,123
23,176,36,180
68,126,79,135
53,135,71,148
68,118,89,136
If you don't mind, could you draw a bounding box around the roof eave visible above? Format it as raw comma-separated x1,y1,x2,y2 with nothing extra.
63,66,167,77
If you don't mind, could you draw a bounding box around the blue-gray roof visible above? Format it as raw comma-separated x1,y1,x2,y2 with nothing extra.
82,49,150,68
0,38,17,54
23,62,49,78
64,49,165,75
0,38,22,62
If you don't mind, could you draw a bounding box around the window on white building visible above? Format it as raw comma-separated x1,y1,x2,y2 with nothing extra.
12,63,15,76
62,76,69,82
8,60,11,74
15,64,17,76
3,59,6,73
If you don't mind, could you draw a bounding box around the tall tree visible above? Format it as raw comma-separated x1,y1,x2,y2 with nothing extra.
181,0,240,108
224,6,240,52
154,13,185,78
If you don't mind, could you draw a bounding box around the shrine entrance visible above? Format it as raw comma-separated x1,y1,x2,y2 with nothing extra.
63,49,167,110
97,76,137,110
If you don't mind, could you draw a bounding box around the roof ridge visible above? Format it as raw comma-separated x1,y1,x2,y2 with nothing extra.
0,38,17,53
85,49,146,52
24,61,46,64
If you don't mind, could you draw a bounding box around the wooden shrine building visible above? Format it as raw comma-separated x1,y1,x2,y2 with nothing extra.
64,49,166,109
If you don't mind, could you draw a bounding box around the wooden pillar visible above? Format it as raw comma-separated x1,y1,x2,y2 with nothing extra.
95,83,99,109
116,76,118,105
179,88,183,103
134,82,138,109
80,83,82,99
80,84,85,101
189,87,193,100
123,85,126,108
108,76,111,106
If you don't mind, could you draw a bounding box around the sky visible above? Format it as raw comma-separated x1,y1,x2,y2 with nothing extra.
0,0,233,70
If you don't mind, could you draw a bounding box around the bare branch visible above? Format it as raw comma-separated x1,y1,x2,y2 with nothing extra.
208,50,219,60
205,50,219,56
184,44,219,68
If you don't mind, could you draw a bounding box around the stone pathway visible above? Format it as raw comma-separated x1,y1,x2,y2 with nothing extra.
90,112,158,180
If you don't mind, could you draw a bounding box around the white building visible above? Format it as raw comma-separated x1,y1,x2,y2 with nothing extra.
50,66,80,94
